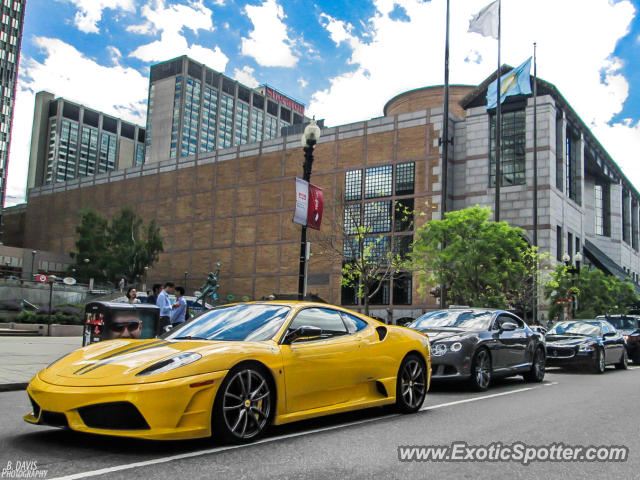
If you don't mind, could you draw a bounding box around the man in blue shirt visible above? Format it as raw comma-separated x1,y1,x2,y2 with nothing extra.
156,282,175,333
170,286,187,327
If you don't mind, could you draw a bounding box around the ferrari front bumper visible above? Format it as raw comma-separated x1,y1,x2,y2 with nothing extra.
24,370,228,440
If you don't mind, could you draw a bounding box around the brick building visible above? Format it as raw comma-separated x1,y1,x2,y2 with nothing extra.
11,67,640,321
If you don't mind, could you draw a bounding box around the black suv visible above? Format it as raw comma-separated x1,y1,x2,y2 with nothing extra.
596,314,640,363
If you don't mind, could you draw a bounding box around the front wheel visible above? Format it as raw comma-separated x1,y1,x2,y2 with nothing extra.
469,348,492,391
615,349,629,370
212,365,273,443
523,347,545,383
592,348,606,374
395,354,427,413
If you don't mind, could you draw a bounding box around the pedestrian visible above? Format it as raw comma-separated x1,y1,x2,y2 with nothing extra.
156,282,175,333
170,286,187,328
118,277,125,292
125,287,141,304
147,284,161,305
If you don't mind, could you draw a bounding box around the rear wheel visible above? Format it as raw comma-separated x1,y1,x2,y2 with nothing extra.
212,365,273,443
615,349,629,370
395,354,427,413
592,348,606,374
469,348,492,391
523,347,545,383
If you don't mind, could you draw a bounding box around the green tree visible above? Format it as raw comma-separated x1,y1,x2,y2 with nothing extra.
409,206,533,308
544,266,638,320
69,207,163,284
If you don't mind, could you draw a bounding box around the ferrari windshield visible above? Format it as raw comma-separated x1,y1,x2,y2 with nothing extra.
164,304,291,341
409,310,494,331
547,321,601,337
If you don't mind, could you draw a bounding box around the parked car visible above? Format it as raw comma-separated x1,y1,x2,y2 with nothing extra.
545,320,628,373
595,314,640,364
25,302,431,442
405,307,545,391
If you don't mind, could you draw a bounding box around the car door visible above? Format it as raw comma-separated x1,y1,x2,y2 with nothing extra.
280,307,363,413
602,322,624,364
491,314,529,371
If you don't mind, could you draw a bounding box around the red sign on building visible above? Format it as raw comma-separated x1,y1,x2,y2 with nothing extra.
264,87,305,115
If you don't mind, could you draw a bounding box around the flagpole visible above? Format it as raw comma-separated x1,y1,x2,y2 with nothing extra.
495,0,502,221
440,0,451,309
532,41,538,324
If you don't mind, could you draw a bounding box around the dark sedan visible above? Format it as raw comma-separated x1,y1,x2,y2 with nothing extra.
406,308,545,391
545,320,628,373
596,315,640,363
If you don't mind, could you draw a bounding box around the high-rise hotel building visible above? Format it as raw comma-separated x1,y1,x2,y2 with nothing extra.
145,55,306,163
27,91,146,188
0,0,26,236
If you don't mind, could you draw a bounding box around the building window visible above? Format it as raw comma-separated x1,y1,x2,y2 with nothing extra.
264,114,278,140
566,125,581,204
395,162,415,195
365,165,392,198
393,273,412,305
343,204,361,235
249,107,263,143
181,76,201,157
489,109,526,187
622,189,630,244
556,226,562,261
556,109,564,191
595,185,604,236
345,169,362,201
394,198,414,232
341,274,358,305
218,93,234,149
393,235,413,260
234,101,250,146
633,200,638,251
364,201,392,233
369,279,390,305
199,86,218,153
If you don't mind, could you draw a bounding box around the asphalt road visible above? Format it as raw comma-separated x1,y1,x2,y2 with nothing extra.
1,367,639,480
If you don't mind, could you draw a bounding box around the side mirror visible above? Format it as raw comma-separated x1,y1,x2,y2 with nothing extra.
500,322,518,332
603,331,616,338
284,325,322,344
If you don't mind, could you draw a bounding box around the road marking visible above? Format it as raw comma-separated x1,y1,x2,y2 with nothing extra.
50,382,556,480
420,382,555,411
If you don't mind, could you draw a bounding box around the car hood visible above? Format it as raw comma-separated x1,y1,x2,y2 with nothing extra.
38,338,277,387
545,335,595,347
417,329,471,343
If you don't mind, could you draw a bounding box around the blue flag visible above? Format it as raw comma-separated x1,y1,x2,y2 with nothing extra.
486,57,532,110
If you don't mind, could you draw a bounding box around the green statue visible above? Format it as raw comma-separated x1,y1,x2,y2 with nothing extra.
196,262,221,308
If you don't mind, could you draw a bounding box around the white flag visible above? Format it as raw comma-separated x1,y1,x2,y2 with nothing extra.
468,0,499,39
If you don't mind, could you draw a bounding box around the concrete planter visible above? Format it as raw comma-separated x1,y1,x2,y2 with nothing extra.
0,322,83,336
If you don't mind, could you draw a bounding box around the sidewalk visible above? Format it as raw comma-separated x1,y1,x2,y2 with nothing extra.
0,336,82,391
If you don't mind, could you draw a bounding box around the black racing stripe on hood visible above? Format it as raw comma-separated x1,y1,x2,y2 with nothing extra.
74,341,171,375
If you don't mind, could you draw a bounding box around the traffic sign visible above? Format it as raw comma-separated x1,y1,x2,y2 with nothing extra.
35,274,47,283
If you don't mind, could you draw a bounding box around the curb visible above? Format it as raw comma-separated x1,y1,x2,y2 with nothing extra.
0,382,28,392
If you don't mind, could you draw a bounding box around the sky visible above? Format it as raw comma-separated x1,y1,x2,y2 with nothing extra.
5,0,640,206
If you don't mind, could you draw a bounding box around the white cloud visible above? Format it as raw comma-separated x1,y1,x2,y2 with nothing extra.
309,0,640,186
128,0,229,71
233,66,259,88
6,38,148,205
60,0,135,34
298,77,308,88
241,0,298,68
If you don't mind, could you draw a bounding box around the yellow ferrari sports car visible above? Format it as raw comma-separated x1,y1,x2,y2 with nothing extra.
25,302,431,442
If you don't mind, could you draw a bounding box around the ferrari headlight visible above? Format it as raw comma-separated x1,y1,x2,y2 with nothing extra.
450,342,463,352
578,344,594,352
136,352,202,376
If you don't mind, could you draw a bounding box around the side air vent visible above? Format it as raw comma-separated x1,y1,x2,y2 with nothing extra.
376,326,388,341
375,381,388,397
40,411,69,428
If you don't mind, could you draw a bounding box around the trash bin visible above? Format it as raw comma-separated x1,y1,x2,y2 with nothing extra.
82,301,160,346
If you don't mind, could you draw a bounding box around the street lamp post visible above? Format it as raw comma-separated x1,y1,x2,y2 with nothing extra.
143,266,149,292
563,252,582,319
31,250,37,280
47,275,57,336
298,120,322,301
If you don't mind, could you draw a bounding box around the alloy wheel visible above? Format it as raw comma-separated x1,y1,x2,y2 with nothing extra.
400,358,426,410
221,368,271,440
473,350,491,390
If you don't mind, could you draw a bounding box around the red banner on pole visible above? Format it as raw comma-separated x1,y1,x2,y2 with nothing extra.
307,184,323,230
